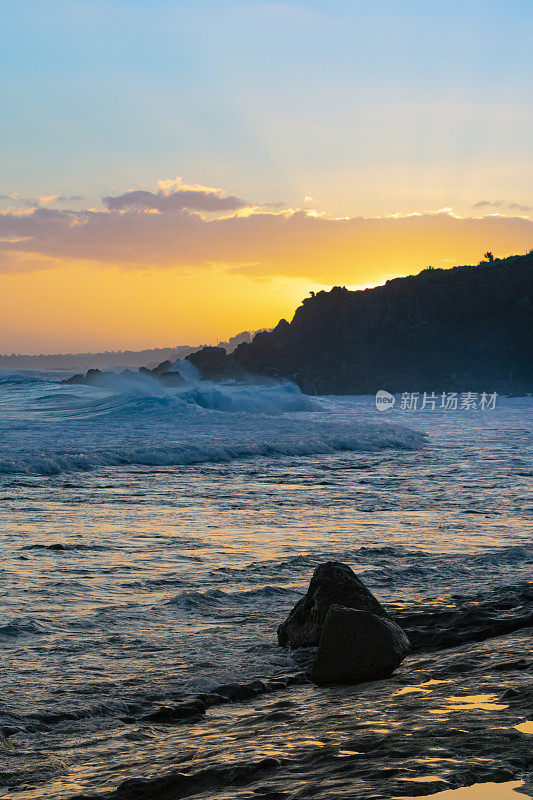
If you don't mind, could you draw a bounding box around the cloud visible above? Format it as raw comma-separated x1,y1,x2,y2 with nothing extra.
508,202,532,212
1,181,532,284
0,193,85,208
0,193,37,208
473,199,532,212
103,178,246,213
55,195,85,203
473,200,504,209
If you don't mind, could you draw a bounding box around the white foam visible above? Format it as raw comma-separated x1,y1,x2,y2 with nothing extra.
0,424,425,475
170,358,201,382
0,372,427,475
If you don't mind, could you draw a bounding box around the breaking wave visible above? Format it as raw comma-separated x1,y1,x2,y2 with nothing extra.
0,424,425,475
0,371,427,475
8,373,321,417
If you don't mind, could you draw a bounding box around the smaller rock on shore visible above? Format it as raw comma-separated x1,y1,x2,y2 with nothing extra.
277,561,410,686
310,604,410,685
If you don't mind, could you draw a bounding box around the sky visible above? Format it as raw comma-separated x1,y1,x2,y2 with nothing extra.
1,0,532,353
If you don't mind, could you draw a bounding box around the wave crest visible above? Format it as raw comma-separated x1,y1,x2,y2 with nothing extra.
0,424,425,475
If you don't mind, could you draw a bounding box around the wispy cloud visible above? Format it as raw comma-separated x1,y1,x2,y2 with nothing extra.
473,199,532,213
0,193,85,208
56,195,85,203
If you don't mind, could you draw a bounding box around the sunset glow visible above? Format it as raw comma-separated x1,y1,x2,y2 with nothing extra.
2,1,532,352
1,198,532,352
2,4,532,799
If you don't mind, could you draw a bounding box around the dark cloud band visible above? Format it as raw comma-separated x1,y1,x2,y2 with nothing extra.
103,188,246,213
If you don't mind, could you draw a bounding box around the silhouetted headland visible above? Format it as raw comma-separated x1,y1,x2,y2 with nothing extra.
190,252,533,394
62,252,532,394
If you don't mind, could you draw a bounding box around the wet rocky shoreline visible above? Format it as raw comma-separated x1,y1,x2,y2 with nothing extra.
56,573,533,800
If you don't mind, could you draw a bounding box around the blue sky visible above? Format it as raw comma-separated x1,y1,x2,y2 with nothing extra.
2,0,532,216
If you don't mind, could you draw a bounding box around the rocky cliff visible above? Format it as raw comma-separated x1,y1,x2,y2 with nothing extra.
188,252,533,394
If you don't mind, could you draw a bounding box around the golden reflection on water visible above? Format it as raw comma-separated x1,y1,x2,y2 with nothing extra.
514,720,532,734
429,694,509,714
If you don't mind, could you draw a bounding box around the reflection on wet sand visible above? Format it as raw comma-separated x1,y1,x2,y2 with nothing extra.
514,721,532,735
430,694,509,714
395,679,452,695
397,779,528,800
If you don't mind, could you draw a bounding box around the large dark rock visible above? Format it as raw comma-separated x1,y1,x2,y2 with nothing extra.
186,346,239,380
62,368,104,385
310,605,410,685
61,372,86,385
139,359,184,383
150,359,173,376
277,561,387,648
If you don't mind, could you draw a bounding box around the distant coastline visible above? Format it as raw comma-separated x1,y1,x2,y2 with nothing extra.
0,345,201,373
0,332,254,373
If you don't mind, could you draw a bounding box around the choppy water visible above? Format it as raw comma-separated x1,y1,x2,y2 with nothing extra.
0,370,531,799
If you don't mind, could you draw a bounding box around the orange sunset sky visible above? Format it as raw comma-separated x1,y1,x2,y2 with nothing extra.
1,1,532,353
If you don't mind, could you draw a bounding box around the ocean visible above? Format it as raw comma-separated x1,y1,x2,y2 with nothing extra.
0,369,531,799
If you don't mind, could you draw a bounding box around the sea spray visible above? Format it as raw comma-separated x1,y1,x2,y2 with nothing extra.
0,370,426,474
